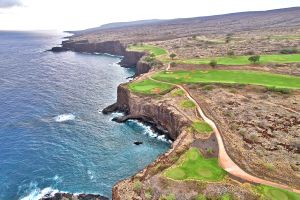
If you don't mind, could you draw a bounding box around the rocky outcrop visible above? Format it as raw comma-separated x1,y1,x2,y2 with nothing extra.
41,193,108,200
56,40,146,68
104,84,189,140
136,60,152,75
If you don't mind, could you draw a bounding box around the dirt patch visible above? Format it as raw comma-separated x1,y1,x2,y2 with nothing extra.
191,133,219,158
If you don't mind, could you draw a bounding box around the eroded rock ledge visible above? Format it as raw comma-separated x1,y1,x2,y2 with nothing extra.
51,40,151,75
103,84,189,140
41,192,108,200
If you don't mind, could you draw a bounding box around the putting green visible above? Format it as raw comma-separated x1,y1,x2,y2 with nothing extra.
164,148,226,181
256,185,300,200
152,70,300,89
127,44,167,56
174,54,300,65
128,79,173,95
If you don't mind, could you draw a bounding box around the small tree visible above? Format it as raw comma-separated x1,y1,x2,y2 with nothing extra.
149,53,156,58
170,62,176,68
227,50,235,57
209,60,217,68
169,53,177,60
248,55,260,64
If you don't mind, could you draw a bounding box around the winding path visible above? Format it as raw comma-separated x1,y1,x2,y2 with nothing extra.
149,63,300,194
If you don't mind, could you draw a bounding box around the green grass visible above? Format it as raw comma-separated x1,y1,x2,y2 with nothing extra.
127,44,167,56
174,54,300,65
192,121,213,134
171,89,185,97
181,100,196,108
128,79,173,95
164,148,226,181
152,70,300,89
256,185,300,200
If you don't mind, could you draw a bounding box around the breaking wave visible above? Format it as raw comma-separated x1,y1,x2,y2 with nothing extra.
54,114,75,122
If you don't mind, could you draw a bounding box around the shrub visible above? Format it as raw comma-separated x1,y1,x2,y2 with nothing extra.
159,193,176,200
267,86,291,94
193,194,207,200
145,187,154,199
227,50,235,56
206,148,214,154
170,62,177,68
202,85,214,91
145,192,153,200
169,53,177,60
133,180,143,194
248,133,258,142
280,48,298,54
225,34,233,43
209,60,217,67
264,163,275,171
248,55,260,64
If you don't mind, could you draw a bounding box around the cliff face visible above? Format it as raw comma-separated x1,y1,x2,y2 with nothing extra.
113,84,189,140
61,40,146,69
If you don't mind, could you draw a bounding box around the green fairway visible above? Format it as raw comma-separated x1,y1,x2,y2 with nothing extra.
181,100,196,108
176,54,300,65
128,79,173,95
152,70,300,89
127,44,167,56
192,121,213,134
164,148,226,181
256,185,300,200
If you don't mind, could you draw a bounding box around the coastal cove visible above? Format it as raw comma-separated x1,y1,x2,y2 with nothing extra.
0,31,170,199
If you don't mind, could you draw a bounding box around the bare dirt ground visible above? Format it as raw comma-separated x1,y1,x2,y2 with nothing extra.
150,31,300,58
187,84,300,189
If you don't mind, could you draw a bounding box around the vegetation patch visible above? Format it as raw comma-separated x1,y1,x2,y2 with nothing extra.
171,89,185,97
192,121,213,134
127,44,167,56
256,185,300,200
164,148,226,181
181,99,196,108
152,70,300,89
175,54,300,65
128,79,173,95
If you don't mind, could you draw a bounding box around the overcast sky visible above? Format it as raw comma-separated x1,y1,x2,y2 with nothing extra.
0,0,299,31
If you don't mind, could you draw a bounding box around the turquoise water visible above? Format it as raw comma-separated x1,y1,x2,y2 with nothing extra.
0,31,170,199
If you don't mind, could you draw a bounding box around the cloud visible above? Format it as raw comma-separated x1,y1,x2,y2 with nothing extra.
0,0,22,8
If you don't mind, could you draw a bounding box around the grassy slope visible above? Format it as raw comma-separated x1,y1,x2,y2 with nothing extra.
152,70,300,89
192,121,213,134
256,185,300,200
181,100,196,108
127,44,167,56
178,54,300,65
128,79,173,95
165,148,226,181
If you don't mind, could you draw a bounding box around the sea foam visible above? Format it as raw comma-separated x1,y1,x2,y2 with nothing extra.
20,186,58,200
54,114,75,122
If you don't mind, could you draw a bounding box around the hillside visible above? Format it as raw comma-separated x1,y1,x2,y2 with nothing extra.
71,7,300,43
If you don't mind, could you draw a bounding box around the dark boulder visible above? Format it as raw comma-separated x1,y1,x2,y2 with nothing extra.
50,47,70,52
134,141,143,145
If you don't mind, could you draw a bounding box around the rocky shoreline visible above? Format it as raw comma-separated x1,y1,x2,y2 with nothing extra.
51,40,152,76
41,192,109,200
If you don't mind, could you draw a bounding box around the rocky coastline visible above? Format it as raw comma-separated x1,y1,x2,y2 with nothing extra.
41,192,109,200
51,40,152,75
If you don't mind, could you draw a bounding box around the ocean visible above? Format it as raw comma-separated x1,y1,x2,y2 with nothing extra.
0,31,169,200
